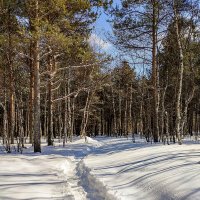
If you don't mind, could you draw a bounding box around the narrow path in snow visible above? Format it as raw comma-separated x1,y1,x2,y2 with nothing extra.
72,137,117,200
65,138,107,200
0,137,105,200
0,155,88,200
61,157,87,200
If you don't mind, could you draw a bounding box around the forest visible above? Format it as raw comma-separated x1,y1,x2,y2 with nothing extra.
0,0,200,154
0,1,200,200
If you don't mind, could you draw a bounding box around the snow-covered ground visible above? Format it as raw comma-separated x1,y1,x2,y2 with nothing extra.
81,137,200,200
0,136,200,200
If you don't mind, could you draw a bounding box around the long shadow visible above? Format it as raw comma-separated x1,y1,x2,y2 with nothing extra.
90,148,200,200
181,188,200,200
0,143,95,159
92,151,200,178
0,197,53,200
0,173,57,177
0,180,64,187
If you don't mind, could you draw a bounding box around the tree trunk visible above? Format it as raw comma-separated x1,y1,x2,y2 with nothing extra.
129,84,133,133
63,88,67,147
124,88,128,137
119,92,122,137
7,6,15,145
33,0,41,152
174,2,184,145
81,90,91,140
180,87,195,137
67,68,72,142
160,85,167,142
47,56,53,146
44,90,47,138
164,111,170,145
111,86,117,136
3,65,9,149
29,42,34,144
152,0,159,142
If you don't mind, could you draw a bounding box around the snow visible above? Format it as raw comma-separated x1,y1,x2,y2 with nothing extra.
72,136,104,148
81,137,200,200
0,154,88,200
0,136,200,200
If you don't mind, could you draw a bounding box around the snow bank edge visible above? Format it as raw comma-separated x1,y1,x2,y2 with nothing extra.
77,160,118,200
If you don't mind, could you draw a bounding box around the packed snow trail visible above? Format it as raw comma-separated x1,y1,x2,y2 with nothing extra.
0,137,105,200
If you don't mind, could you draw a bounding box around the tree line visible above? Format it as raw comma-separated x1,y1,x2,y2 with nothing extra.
0,0,200,153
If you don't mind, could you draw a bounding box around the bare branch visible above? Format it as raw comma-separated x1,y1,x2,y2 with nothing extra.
39,49,53,61
17,53,33,61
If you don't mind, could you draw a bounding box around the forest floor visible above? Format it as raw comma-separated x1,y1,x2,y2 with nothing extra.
0,136,200,200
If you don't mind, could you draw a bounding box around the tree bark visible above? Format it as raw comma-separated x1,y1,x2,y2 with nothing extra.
33,0,41,152
152,0,159,142
29,41,34,144
7,6,15,145
47,56,53,146
174,2,184,144
111,86,117,136
81,90,91,140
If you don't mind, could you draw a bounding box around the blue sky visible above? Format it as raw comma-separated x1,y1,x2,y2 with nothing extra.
89,1,140,71
89,0,121,56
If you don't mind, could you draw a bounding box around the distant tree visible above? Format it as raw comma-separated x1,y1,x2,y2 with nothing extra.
110,0,170,142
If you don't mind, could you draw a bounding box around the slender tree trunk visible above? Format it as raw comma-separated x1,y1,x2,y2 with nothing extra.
47,56,53,146
139,100,143,135
129,84,135,142
119,92,122,137
100,108,104,135
58,107,63,143
67,68,72,142
160,86,167,142
124,88,128,137
28,76,33,144
63,88,67,147
129,84,133,133
44,90,47,138
71,97,75,140
81,90,91,140
152,0,159,142
111,86,117,136
2,101,8,146
164,111,170,145
195,110,198,141
29,42,34,144
174,2,184,145
180,87,195,137
33,0,41,152
3,65,8,148
7,6,15,146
